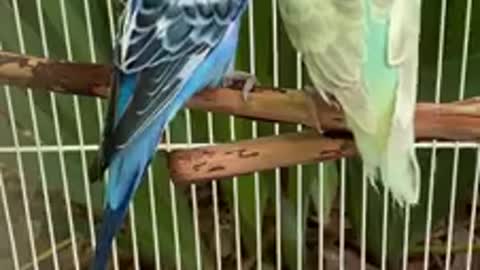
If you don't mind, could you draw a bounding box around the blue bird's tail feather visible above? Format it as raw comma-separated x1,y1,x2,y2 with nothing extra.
91,203,128,270
91,155,151,270
91,112,169,270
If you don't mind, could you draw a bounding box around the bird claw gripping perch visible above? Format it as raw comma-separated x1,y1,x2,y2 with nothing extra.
222,70,257,101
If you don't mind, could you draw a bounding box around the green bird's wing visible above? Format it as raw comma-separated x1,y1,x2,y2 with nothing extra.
279,0,421,205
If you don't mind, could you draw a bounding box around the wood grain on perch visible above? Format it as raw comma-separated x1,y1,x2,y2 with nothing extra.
168,132,357,183
1,50,480,183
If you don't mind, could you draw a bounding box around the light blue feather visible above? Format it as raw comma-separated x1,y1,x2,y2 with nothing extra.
363,0,396,112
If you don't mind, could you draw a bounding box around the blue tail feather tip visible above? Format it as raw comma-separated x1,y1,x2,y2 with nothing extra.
91,205,128,270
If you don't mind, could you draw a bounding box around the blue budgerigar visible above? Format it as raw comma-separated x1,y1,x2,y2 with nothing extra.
90,0,249,269
279,0,422,206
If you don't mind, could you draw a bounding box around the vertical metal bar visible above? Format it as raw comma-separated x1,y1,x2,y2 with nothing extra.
147,166,162,270
444,0,472,268
360,171,368,270
184,108,203,270
246,1,262,269
295,51,304,270
423,0,447,269
318,164,324,270
230,115,243,270
206,103,222,270
466,149,480,270
0,166,21,270
165,127,183,270
402,206,411,270
380,191,389,270
270,1,282,269
253,125,262,270
339,159,346,270
104,2,121,268
128,204,140,270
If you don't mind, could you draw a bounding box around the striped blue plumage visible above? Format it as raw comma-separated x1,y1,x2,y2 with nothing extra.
90,1,248,269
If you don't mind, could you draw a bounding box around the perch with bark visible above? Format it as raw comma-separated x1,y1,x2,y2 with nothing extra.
1,50,480,184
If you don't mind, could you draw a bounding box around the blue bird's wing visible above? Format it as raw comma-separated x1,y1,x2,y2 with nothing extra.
91,0,247,180
91,1,248,269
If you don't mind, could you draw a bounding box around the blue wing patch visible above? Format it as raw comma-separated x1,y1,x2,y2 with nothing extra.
92,0,248,179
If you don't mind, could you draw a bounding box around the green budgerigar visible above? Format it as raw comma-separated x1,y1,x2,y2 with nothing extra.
279,0,422,205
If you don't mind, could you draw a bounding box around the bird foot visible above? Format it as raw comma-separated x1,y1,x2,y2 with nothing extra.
304,85,325,134
305,85,341,111
223,70,257,101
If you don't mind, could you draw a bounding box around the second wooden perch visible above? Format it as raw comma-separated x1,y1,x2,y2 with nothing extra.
169,132,357,183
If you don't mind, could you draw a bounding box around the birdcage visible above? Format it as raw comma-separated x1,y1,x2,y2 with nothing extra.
1,0,480,270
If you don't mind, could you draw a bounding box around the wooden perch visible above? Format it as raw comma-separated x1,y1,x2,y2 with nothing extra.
0,51,112,98
169,131,357,183
1,50,480,184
